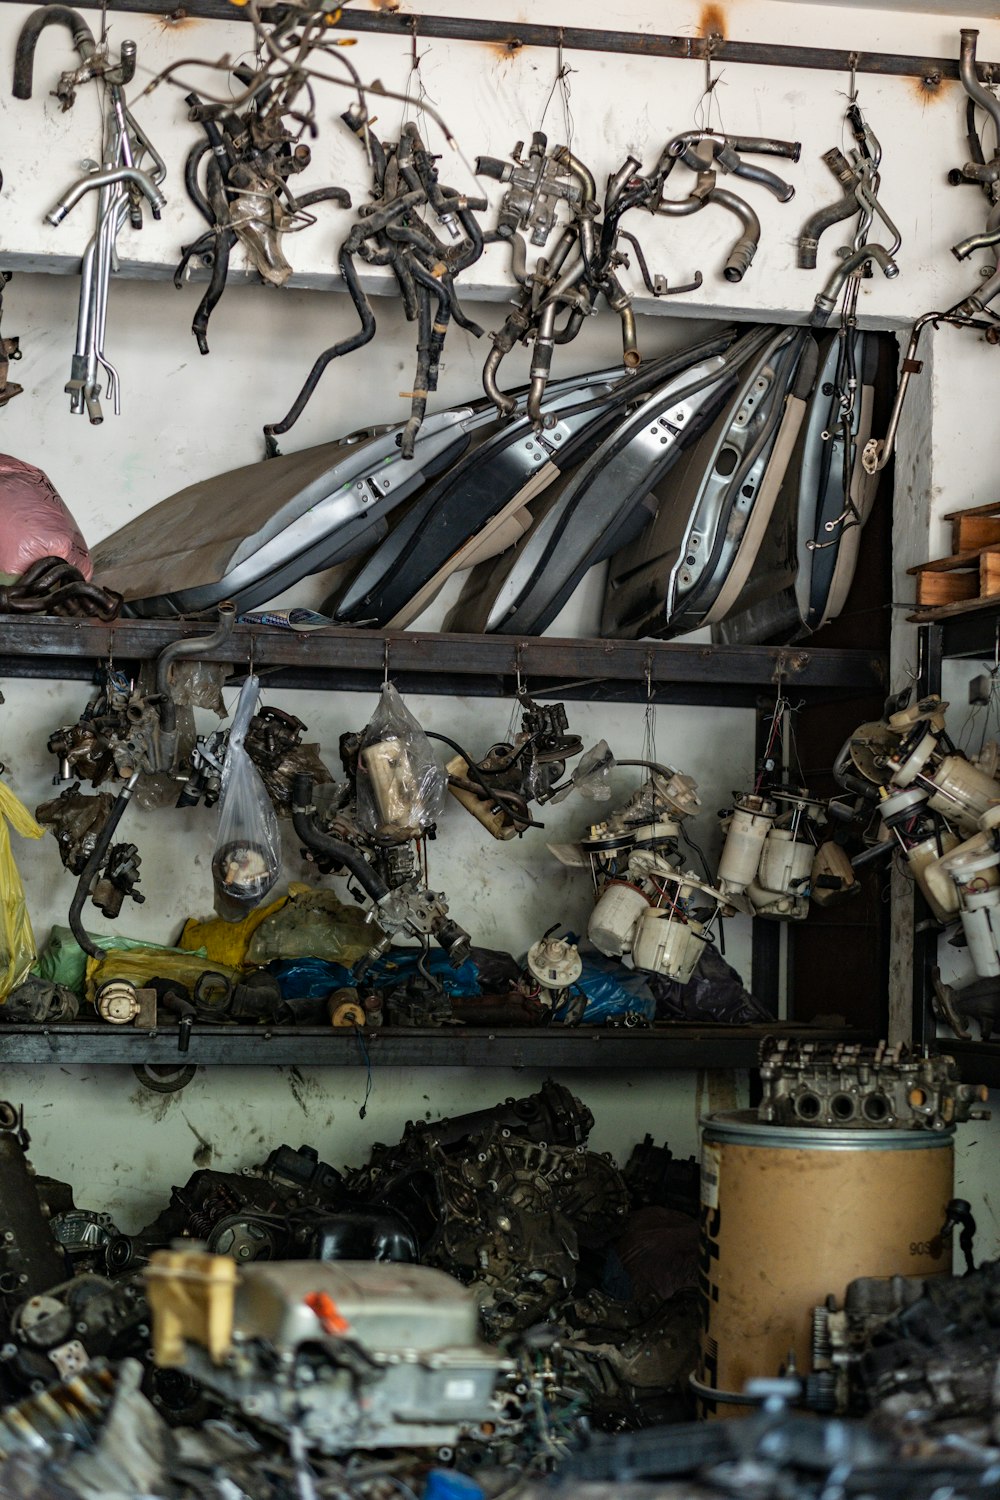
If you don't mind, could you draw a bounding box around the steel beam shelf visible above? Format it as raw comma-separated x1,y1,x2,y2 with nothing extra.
0,616,886,707
920,601,1000,664
5,0,985,87
0,1023,871,1068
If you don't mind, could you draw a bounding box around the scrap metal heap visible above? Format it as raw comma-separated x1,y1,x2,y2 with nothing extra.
0,1082,704,1495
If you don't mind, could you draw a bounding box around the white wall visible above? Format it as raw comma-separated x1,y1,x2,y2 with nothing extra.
0,0,996,1246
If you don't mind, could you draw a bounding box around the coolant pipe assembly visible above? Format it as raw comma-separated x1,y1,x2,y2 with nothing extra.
68,771,140,958
14,7,167,423
154,601,236,772
291,774,390,903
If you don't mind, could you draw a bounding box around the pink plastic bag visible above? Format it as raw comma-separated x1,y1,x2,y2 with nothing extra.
0,456,92,580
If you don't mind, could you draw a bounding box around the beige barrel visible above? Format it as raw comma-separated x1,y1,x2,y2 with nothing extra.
695,1110,953,1417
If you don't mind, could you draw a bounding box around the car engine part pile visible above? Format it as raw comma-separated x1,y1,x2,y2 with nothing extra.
525,1215,1000,1499
0,1082,706,1496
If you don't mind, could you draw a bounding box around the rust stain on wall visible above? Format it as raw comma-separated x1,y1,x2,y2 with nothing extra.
156,11,203,30
699,4,728,42
910,72,954,104
483,36,524,59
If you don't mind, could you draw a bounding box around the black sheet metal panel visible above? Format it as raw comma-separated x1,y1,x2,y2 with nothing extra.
328,369,638,627
330,337,739,630
91,409,482,617
8,1,984,84
937,1040,1000,1088
602,329,809,640
0,618,887,701
935,605,1000,661
0,1023,872,1068
711,332,880,647
483,350,748,637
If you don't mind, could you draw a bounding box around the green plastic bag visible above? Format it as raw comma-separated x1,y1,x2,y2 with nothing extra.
35,926,209,998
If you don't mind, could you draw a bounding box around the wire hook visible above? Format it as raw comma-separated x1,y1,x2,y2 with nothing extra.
383,637,390,687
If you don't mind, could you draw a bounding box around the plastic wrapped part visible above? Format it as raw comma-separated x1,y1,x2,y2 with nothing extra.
551,740,615,804
0,782,44,1001
612,1206,700,1303
212,677,280,922
244,884,376,966
648,944,773,1022
178,895,287,969
553,946,657,1024
0,456,92,579
84,945,223,1004
34,925,208,997
167,660,226,715
355,684,446,842
268,948,491,1001
1,976,79,1022
35,786,114,874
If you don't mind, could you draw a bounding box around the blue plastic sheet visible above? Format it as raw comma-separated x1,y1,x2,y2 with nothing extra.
269,948,482,999
551,942,656,1024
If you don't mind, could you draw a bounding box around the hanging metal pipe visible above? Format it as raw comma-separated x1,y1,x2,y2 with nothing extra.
960,29,1000,158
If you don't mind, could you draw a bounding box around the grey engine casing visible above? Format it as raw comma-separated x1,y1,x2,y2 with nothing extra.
186,1260,510,1452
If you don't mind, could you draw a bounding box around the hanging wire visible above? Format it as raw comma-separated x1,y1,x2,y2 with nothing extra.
754,691,805,793
641,654,657,784
401,15,438,131
353,1025,373,1119
694,31,726,134
538,30,575,152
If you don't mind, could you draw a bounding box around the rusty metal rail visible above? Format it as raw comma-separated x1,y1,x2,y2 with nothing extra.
0,0,980,88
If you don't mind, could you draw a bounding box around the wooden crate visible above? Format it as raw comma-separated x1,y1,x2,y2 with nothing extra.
943,500,1000,555
907,546,999,607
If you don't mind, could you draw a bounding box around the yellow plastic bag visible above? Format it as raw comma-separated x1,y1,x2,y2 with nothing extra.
0,781,45,1001
85,946,238,1002
178,894,288,969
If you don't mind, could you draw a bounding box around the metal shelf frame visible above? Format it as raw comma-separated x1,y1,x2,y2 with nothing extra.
915,606,999,1082
0,1023,871,1069
0,0,981,88
0,616,887,707
0,613,887,1067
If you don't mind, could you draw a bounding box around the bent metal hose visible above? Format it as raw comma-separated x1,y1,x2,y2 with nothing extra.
69,770,140,959
291,774,389,902
12,5,97,99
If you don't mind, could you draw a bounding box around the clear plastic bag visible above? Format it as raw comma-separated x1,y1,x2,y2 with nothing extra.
245,883,375,966
551,740,615,803
212,677,281,922
355,683,446,842
0,781,44,1000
